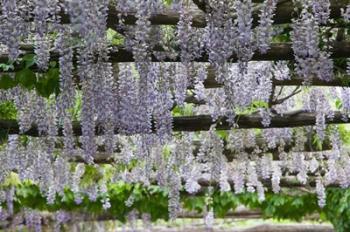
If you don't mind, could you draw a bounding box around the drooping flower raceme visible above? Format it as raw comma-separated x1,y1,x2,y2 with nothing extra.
311,0,330,24
234,0,254,73
291,7,333,83
0,0,27,60
177,1,203,64
204,0,235,65
316,178,326,208
256,0,278,54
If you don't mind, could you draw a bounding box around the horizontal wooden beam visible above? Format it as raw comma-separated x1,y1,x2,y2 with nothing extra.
59,131,333,164
59,6,207,28
198,176,325,188
1,110,348,136
192,0,346,27
109,42,350,63
192,0,207,12
57,0,346,29
202,68,350,88
172,111,349,131
1,42,350,67
232,224,333,232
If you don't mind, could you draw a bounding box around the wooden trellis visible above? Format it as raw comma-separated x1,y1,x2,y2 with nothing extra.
2,2,350,230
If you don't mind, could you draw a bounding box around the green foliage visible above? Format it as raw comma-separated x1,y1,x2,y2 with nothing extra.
22,54,36,69
335,98,343,110
172,103,194,116
323,188,350,232
3,172,21,187
0,61,14,72
63,90,83,121
235,100,269,116
338,125,350,145
35,67,60,98
80,165,104,188
216,130,229,140
312,133,323,151
5,179,350,232
251,101,269,109
257,193,319,221
11,182,169,222
106,28,124,46
213,192,239,217
163,0,173,5
183,195,206,214
272,26,291,43
16,68,36,89
0,101,17,144
0,55,60,98
0,74,17,89
0,101,17,120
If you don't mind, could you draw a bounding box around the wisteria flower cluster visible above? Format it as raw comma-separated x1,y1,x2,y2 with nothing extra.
0,0,348,229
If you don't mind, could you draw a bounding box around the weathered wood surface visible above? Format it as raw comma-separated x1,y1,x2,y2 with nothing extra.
60,0,347,28
0,111,348,136
2,42,350,65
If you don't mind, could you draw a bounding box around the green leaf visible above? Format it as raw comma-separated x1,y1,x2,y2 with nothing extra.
0,63,14,71
252,100,269,109
107,28,117,41
16,68,36,89
0,74,17,89
163,0,173,5
0,128,8,145
172,103,194,116
291,198,304,207
183,103,194,116
46,68,60,96
162,145,172,157
3,172,21,187
35,77,49,98
22,54,36,68
49,61,57,68
0,101,17,120
106,28,124,46
338,125,350,145
69,91,82,121
80,165,103,188
335,98,343,110
172,106,181,116
35,68,60,98
216,130,228,140
312,135,323,150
